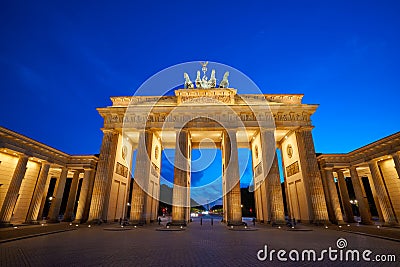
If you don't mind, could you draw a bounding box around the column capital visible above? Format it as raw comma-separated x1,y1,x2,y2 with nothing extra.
368,158,380,165
101,128,119,134
295,126,315,132
391,151,400,158
175,128,189,134
333,168,346,174
349,165,359,171
40,161,51,167
19,154,30,160
259,127,275,133
70,169,82,175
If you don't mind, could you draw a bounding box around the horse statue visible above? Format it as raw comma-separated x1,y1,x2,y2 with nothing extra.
184,73,194,89
195,71,202,88
219,71,229,88
208,69,216,88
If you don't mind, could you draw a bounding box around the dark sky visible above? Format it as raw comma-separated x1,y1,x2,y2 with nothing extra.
1,1,400,194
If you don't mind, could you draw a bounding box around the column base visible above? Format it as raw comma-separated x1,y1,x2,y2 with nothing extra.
312,220,331,226
227,220,246,226
25,220,41,225
0,222,13,228
130,220,146,226
87,219,105,225
170,220,187,226
345,217,356,223
47,219,61,223
381,222,398,227
271,220,286,226
359,220,374,225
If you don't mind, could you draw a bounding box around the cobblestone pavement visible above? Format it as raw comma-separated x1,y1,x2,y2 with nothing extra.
1,218,400,266
0,223,76,242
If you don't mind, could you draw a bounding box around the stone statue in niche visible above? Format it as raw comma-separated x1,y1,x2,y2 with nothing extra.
219,71,229,88
184,73,194,89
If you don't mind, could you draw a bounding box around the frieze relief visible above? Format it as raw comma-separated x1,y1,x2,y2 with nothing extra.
104,110,311,128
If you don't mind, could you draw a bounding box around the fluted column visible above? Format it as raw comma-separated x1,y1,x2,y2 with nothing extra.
74,168,94,223
88,129,119,222
26,162,50,223
392,152,400,179
261,129,285,224
267,155,286,224
295,128,329,224
48,167,68,222
172,129,191,224
0,155,29,225
320,168,335,222
336,170,354,223
349,166,372,224
130,130,153,223
368,160,397,225
223,129,242,225
279,148,292,220
63,170,80,221
324,169,344,224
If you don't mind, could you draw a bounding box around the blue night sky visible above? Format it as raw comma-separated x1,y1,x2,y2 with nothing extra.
1,1,400,194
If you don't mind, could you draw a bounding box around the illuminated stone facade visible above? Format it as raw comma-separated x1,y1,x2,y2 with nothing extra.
88,88,328,225
1,88,398,227
317,132,400,226
0,127,97,226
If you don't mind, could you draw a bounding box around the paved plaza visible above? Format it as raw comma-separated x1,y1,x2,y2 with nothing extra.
1,218,400,266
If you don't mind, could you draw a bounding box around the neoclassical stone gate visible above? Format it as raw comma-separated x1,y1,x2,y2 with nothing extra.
88,86,330,225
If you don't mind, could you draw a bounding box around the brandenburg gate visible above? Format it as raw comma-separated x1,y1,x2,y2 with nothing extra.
87,66,330,226
2,64,398,228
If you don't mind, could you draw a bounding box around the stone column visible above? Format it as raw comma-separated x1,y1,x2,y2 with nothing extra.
260,129,285,224
267,155,286,224
88,129,119,222
82,168,96,223
172,129,191,225
279,148,292,220
324,169,344,224
26,162,50,223
130,130,153,224
295,128,329,224
0,155,29,226
48,167,68,222
37,172,52,221
336,170,354,223
349,166,372,224
320,168,335,222
223,129,242,225
392,152,400,179
254,184,263,222
368,160,397,225
74,168,94,223
366,174,384,223
63,170,80,221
